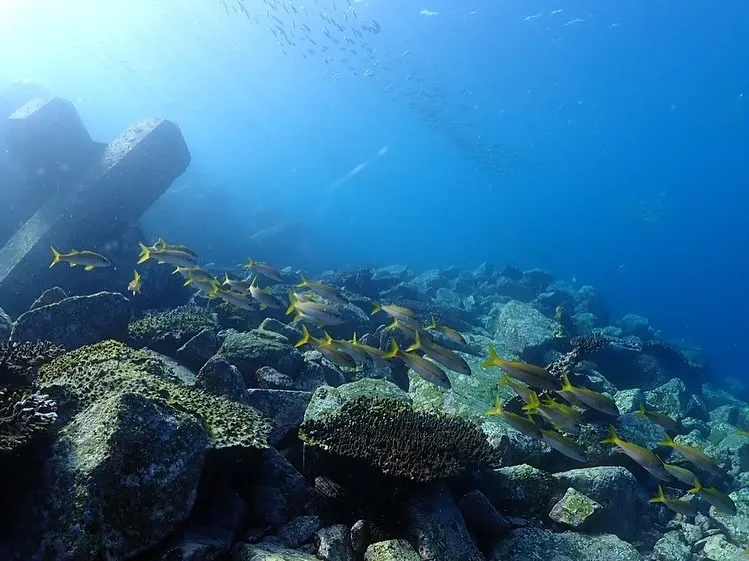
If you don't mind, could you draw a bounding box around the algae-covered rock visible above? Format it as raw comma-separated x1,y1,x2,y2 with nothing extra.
128,305,216,356
711,487,749,544
216,328,303,385
652,531,692,561
43,392,208,560
646,377,707,421
10,291,131,349
702,534,743,561
364,540,421,561
548,487,602,529
196,356,249,404
37,340,270,449
406,482,484,561
246,389,312,446
490,528,642,561
303,378,409,423
300,380,494,481
316,524,355,561
176,327,218,370
478,464,560,517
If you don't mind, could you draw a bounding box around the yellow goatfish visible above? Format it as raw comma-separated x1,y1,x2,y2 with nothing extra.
244,258,283,282
483,346,558,391
383,339,451,389
540,429,588,462
372,302,420,327
523,392,582,435
559,373,619,417
649,485,698,517
128,270,142,295
658,433,722,476
636,403,679,432
405,330,472,376
50,247,111,271
137,243,197,268
297,275,347,306
425,316,466,345
498,374,535,404
296,325,356,369
663,463,700,487
688,481,737,515
486,396,540,438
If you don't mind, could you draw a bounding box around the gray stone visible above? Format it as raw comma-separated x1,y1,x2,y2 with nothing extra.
478,464,559,518
0,107,190,316
303,378,409,424
702,383,746,411
548,487,602,529
217,329,303,385
10,291,131,349
651,531,691,561
0,306,11,340
709,433,749,476
258,317,301,342
315,524,355,561
256,365,295,389
493,300,556,357
297,350,347,391
364,540,421,561
702,534,743,561
42,392,208,560
233,541,318,560
245,389,312,446
711,487,749,543
279,516,322,548
645,377,707,421
553,466,647,540
29,286,67,310
458,490,512,543
159,537,224,561
490,528,642,561
572,312,597,335
617,313,653,339
405,482,484,561
614,388,645,414
196,357,249,404
176,327,218,370
574,285,609,323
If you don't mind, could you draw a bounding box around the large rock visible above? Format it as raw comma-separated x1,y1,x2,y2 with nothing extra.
652,531,692,561
548,487,602,529
233,541,318,560
42,392,208,560
493,300,556,359
245,389,312,446
364,540,421,561
645,378,707,421
10,291,131,349
29,286,67,310
553,466,648,540
196,356,249,404
0,306,11,340
405,482,484,561
478,464,559,518
490,528,642,561
216,328,303,385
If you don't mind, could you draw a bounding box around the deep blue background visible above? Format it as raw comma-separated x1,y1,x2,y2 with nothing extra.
0,0,746,378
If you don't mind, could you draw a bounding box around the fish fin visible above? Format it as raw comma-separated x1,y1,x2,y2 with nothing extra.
521,390,541,413
49,246,62,268
561,372,574,391
384,319,398,331
259,303,267,310
600,425,619,445
137,242,150,264
222,273,230,285
296,274,308,288
184,278,193,286
498,374,511,386
323,331,334,344
636,403,646,418
69,263,76,267
171,267,181,275
649,485,666,504
84,265,94,271
405,329,423,352
352,332,358,344
657,432,675,447
285,292,297,315
482,345,501,368
244,258,254,269
687,480,703,494
427,316,438,329
371,301,382,315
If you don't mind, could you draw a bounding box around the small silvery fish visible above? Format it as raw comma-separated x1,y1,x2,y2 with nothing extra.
663,463,700,487
559,373,619,417
153,238,198,259
372,302,420,327
295,325,356,368
138,243,197,268
249,277,283,310
297,275,347,306
524,392,582,435
405,330,471,376
50,246,111,271
601,425,671,481
383,339,451,389
222,273,252,292
128,270,142,295
498,374,534,404
483,346,558,391
486,396,540,438
649,485,698,517
173,266,213,282
208,284,256,310
540,429,587,462
244,258,283,282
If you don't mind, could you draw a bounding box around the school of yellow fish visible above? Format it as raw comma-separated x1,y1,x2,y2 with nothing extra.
48,241,742,522
483,346,740,519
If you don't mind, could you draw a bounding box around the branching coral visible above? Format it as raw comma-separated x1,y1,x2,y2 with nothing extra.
547,333,609,378
0,341,65,385
300,396,497,481
0,388,58,454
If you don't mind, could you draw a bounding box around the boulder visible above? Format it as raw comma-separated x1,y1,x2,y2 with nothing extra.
29,286,67,310
493,300,556,358
0,306,11,341
216,328,303,385
548,487,602,529
245,389,312,446
10,291,131,349
364,540,421,561
196,357,249,404
316,524,355,561
490,528,642,561
176,327,218,370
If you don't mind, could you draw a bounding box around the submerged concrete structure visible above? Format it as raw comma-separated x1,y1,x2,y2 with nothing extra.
0,84,191,316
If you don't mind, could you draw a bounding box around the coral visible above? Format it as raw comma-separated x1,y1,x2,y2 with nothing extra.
0,387,58,454
553,305,574,339
0,340,65,385
36,340,270,449
548,333,609,379
299,395,497,481
128,305,216,353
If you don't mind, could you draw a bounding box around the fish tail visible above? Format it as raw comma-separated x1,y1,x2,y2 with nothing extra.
137,242,150,264
244,258,254,269
383,339,399,359
427,315,438,329
635,403,646,418
687,480,703,494
600,425,619,445
296,274,308,288
207,281,220,298
183,277,193,287
223,273,230,285
322,330,334,344
482,345,501,368
657,432,675,447
285,292,297,315
485,395,503,416
351,332,358,344
561,372,574,391
405,329,423,353
49,246,62,268
648,485,666,504
371,301,382,316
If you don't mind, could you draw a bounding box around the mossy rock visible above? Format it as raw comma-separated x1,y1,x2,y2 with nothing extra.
128,305,217,355
303,378,410,423
216,328,303,385
37,340,270,449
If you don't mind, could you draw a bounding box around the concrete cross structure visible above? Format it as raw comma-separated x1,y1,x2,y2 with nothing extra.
0,84,191,316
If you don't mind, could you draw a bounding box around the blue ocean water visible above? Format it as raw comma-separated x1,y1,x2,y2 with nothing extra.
0,0,746,378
